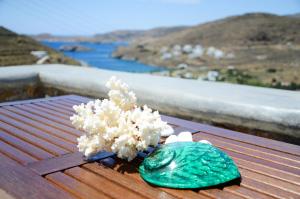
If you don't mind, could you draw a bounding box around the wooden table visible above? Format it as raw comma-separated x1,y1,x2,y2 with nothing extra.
0,95,299,199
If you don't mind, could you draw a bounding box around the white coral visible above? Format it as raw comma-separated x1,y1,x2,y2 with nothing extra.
70,76,173,161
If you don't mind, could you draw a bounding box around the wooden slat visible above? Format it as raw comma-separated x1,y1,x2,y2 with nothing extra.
0,120,69,156
0,95,78,107
44,101,75,112
0,130,54,160
192,133,300,172
31,103,74,117
65,167,147,199
198,188,246,199
0,154,74,199
83,163,181,199
0,108,77,144
15,104,75,128
5,105,82,137
240,176,300,199
27,152,85,175
56,99,81,107
225,148,300,176
239,168,300,195
0,112,76,150
161,115,300,156
36,101,75,115
84,159,203,199
55,98,84,108
0,141,37,164
24,103,71,120
192,129,300,162
46,172,110,199
225,185,274,199
232,157,300,186
0,95,300,199
101,157,244,199
27,151,113,176
65,95,91,103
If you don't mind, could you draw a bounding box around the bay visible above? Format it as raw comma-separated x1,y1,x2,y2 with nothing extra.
43,41,165,73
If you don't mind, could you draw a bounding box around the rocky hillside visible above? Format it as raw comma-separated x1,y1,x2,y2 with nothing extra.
0,27,80,66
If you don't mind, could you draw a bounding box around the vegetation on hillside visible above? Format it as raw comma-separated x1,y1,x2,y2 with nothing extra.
0,27,80,66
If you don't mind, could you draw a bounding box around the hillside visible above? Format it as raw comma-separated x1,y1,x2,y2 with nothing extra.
0,27,80,66
113,13,300,90
141,13,300,47
287,13,300,18
32,26,188,43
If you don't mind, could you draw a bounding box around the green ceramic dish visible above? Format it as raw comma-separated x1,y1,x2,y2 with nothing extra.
139,142,240,189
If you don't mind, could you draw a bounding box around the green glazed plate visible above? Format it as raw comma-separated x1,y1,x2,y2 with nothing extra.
139,142,240,189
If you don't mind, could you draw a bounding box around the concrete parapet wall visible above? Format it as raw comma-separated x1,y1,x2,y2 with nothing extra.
1,64,300,143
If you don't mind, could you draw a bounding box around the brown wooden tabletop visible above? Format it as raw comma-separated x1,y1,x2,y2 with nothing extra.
0,95,299,199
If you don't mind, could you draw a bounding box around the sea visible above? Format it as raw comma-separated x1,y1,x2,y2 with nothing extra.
42,41,165,73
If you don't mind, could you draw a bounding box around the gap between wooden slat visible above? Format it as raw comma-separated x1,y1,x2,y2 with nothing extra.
0,154,74,199
193,129,300,163
233,156,300,186
5,106,82,137
39,101,75,114
45,101,75,112
0,109,77,150
192,132,300,170
0,121,69,156
46,172,110,199
65,167,147,199
64,96,91,104
0,143,37,165
240,176,299,199
224,185,274,199
24,103,71,120
28,103,71,120
27,151,115,176
239,168,300,195
0,95,78,107
0,130,54,160
0,108,77,142
42,100,73,111
218,144,300,176
161,115,300,157
56,98,83,108
95,158,245,199
0,136,45,162
15,104,74,128
83,163,206,199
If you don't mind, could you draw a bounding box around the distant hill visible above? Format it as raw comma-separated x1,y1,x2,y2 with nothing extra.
32,26,188,43
0,27,79,66
131,13,300,48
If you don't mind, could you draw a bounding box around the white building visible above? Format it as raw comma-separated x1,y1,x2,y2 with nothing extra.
207,70,219,81
183,45,193,54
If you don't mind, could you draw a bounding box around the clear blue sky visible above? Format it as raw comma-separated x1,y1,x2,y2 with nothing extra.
0,0,299,35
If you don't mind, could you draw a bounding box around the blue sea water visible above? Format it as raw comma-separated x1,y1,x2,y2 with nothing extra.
43,41,165,73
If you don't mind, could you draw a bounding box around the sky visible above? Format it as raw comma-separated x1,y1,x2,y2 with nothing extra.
0,0,299,36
